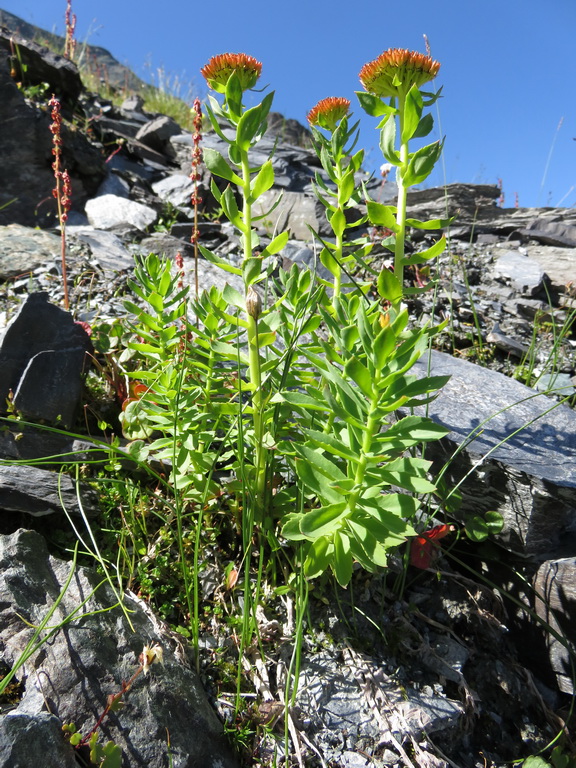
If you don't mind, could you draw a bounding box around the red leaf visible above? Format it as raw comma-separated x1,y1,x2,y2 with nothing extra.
409,524,454,569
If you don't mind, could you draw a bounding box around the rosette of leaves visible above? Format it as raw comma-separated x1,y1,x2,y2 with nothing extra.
275,275,450,586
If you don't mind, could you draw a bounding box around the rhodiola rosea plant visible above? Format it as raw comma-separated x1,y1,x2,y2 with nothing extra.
117,48,454,593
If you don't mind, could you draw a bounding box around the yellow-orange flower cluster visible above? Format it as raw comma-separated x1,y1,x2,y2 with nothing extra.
359,48,440,98
307,97,351,131
201,53,262,93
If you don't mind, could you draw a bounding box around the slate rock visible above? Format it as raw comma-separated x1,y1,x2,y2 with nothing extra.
96,170,131,198
0,224,61,280
411,351,576,559
85,194,158,231
0,293,91,429
0,26,82,103
493,250,549,297
296,649,463,763
136,115,181,156
67,227,135,272
523,244,576,293
0,465,98,518
520,218,576,248
152,173,195,207
0,713,77,768
253,188,323,240
0,56,104,227
534,557,576,694
0,8,148,93
266,111,312,148
0,528,238,768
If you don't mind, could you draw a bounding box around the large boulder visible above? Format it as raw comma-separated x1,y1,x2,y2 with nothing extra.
412,351,576,560
0,529,238,768
0,55,105,227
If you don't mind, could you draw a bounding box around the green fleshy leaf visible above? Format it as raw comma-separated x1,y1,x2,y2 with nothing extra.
465,510,504,542
270,390,331,414
300,503,348,538
356,91,396,118
319,247,341,278
304,429,360,465
211,340,249,363
198,244,242,275
221,185,243,231
224,72,243,118
282,513,307,541
348,521,389,568
364,492,421,522
296,444,346,482
260,230,289,258
373,325,396,369
402,236,447,266
412,112,434,139
339,170,356,205
249,160,274,201
380,116,401,165
403,139,444,187
304,536,332,578
405,216,454,230
203,147,243,185
401,85,423,144
377,268,403,303
421,86,443,106
380,415,449,444
344,356,373,399
242,256,262,286
366,200,398,232
333,530,353,586
236,103,266,150
221,283,245,309
210,177,222,203
329,207,346,239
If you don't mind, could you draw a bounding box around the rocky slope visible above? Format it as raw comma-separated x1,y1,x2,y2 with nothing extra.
0,9,575,768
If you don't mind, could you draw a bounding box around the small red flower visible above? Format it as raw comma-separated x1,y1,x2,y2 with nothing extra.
201,53,262,94
409,524,454,569
307,97,351,131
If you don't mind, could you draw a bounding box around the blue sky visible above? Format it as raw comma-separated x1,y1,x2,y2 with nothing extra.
5,0,576,208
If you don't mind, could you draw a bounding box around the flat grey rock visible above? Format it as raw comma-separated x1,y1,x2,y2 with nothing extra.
493,250,548,296
412,351,576,558
85,194,157,231
0,224,61,280
0,529,238,768
534,557,576,694
0,293,91,429
0,465,98,518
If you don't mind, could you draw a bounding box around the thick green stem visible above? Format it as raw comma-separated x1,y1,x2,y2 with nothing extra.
394,97,409,313
346,382,381,515
240,148,266,517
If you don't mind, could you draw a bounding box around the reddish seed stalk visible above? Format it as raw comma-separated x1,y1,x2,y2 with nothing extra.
190,98,203,299
77,645,162,747
49,96,71,310
64,0,76,61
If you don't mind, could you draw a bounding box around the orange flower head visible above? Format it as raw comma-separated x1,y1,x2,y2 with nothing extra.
307,97,351,131
359,48,440,99
201,53,262,93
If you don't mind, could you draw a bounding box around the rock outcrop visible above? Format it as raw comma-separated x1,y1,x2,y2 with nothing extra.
0,8,575,766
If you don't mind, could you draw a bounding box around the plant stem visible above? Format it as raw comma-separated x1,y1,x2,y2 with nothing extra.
240,148,266,518
394,99,409,310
